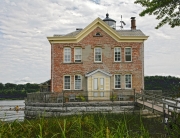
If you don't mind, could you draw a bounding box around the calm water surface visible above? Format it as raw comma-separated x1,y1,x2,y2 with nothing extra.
0,100,25,121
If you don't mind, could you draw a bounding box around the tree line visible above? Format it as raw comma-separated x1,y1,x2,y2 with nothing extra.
144,76,180,92
0,76,180,99
0,83,39,99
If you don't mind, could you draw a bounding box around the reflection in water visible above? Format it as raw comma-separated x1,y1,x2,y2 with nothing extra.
0,100,25,121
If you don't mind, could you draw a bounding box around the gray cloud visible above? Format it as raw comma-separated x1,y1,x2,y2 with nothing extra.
0,0,180,84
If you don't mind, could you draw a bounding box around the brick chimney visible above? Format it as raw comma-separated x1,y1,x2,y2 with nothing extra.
131,17,136,30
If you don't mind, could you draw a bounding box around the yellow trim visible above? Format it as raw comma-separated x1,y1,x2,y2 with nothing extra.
47,18,149,44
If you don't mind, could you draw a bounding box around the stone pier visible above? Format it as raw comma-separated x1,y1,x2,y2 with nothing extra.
25,101,134,118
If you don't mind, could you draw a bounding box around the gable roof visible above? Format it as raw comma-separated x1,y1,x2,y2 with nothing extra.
47,17,149,43
85,69,112,77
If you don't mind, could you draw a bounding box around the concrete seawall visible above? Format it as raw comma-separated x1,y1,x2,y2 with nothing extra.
25,101,135,117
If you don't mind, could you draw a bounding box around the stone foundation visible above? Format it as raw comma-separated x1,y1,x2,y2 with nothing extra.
25,101,135,117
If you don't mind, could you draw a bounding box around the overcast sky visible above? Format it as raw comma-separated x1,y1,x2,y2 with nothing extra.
0,0,180,84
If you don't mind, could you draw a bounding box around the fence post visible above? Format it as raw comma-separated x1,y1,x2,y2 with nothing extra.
152,95,154,113
133,89,135,103
45,93,47,103
87,91,89,102
142,95,145,109
175,101,178,112
63,91,64,106
163,109,166,124
167,105,170,116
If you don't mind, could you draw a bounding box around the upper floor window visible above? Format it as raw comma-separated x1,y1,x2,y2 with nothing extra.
95,32,101,36
125,47,132,62
114,74,121,89
114,47,121,62
74,75,81,90
64,48,71,63
125,74,132,89
64,75,71,90
74,48,82,62
94,48,102,62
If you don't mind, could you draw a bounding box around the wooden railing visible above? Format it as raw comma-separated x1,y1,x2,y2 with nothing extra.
135,92,180,115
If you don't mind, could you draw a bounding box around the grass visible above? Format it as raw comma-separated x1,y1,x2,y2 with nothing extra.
0,113,170,138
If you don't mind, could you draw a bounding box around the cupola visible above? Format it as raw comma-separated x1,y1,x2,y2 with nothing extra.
103,13,116,29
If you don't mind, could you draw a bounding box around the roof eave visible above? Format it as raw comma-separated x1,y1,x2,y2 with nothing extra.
47,17,149,43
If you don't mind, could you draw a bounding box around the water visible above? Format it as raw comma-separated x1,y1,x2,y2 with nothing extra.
0,100,25,122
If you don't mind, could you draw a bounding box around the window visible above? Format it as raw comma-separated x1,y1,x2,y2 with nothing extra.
114,47,121,62
125,47,132,62
64,48,71,63
74,48,82,62
125,74,132,89
100,92,104,97
94,92,98,97
100,78,104,90
95,32,101,36
93,78,98,90
114,75,121,89
64,76,71,90
74,75,81,90
94,48,102,62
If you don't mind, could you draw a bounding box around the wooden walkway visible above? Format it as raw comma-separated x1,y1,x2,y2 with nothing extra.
135,93,180,116
136,99,169,114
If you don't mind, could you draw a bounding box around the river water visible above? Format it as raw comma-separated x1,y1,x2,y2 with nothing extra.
0,100,25,122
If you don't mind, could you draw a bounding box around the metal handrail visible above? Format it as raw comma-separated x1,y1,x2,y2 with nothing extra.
26,90,135,103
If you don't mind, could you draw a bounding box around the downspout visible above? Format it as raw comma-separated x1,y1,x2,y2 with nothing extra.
51,43,54,92
142,42,144,90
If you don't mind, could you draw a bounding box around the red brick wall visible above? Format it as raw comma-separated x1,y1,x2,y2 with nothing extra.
51,27,144,92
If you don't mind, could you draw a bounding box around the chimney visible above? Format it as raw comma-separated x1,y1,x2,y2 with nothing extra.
131,17,136,30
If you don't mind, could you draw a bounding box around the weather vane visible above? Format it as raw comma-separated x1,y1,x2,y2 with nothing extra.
120,15,126,30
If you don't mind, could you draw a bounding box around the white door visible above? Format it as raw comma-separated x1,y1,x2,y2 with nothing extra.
93,77,104,97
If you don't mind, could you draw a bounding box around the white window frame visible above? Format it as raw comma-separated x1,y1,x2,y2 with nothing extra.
64,47,71,63
125,74,132,89
114,74,121,89
94,47,102,62
125,47,132,62
114,47,121,62
74,75,82,90
74,47,82,62
63,75,71,90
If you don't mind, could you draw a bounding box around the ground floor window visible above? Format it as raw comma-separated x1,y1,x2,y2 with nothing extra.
125,74,132,89
100,92,104,97
64,76,71,90
75,75,81,89
93,78,98,90
93,92,98,97
114,75,121,89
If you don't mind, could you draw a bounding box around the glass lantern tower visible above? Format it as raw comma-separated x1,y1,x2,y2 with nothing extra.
103,13,116,29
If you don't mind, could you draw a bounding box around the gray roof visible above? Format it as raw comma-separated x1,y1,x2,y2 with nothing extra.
59,30,82,38
53,29,145,37
116,30,146,36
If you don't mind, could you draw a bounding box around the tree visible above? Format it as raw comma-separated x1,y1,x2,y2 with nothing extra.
134,0,180,29
144,76,180,92
0,83,4,90
4,83,17,89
